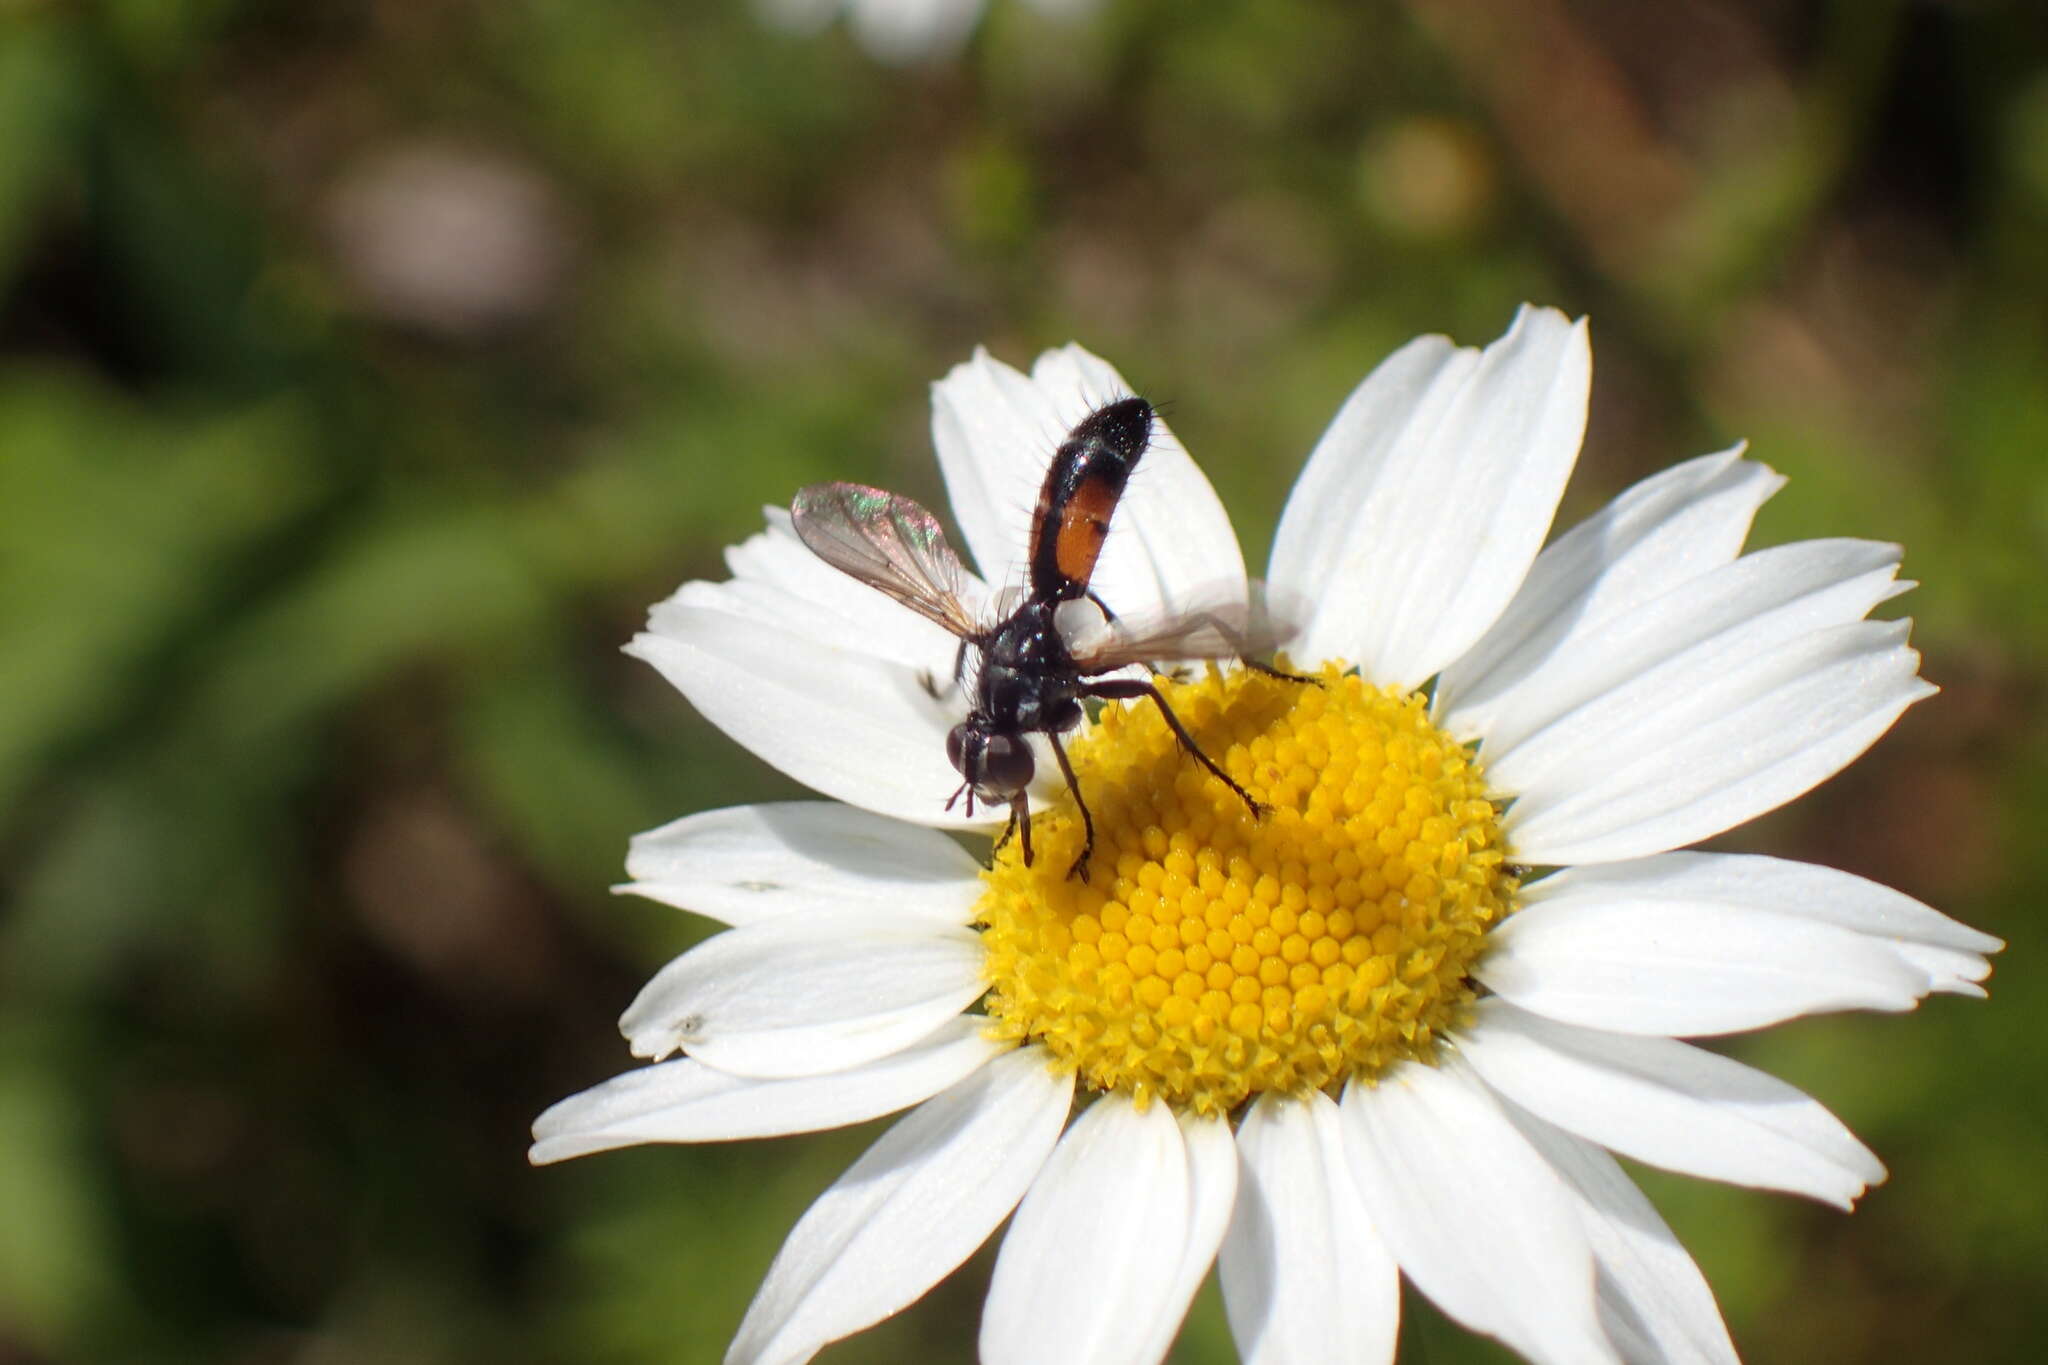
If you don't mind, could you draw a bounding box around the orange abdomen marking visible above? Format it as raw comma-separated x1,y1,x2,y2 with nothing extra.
1052,480,1121,585
1027,397,1154,601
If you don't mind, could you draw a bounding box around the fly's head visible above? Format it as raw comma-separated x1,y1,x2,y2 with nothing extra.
946,720,1035,806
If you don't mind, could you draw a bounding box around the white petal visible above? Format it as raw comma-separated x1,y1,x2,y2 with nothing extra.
1462,1000,1884,1209
1480,537,1908,771
619,802,984,927
1271,305,1591,688
726,1048,1073,1365
1528,852,1999,997
1269,333,1465,619
929,346,1058,580
930,345,1245,617
1727,852,2004,991
983,1096,1214,1365
1435,447,1782,736
1339,1054,1619,1364
625,610,986,831
661,509,978,675
1480,865,1941,1035
1503,619,1934,865
618,911,985,1075
1503,1102,1741,1365
528,1016,1003,1163
1131,1113,1240,1364
1220,1092,1399,1365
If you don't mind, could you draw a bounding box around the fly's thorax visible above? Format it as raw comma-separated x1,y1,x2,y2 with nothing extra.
974,599,1083,736
983,598,1067,669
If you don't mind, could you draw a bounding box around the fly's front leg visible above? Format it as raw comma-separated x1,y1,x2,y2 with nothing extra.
990,794,1034,867
1045,730,1096,882
1083,677,1266,819
924,640,976,700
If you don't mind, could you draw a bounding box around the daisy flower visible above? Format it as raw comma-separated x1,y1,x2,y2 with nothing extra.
756,0,1096,65
532,306,2000,1364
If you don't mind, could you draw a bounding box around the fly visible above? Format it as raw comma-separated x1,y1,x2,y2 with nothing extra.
790,396,1290,880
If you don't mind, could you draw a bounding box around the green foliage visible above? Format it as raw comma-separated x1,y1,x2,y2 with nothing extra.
0,1,2040,1361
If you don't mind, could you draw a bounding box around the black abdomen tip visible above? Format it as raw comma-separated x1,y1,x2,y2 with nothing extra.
1068,396,1154,462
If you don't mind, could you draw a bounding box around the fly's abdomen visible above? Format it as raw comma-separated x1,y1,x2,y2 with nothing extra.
1028,397,1153,600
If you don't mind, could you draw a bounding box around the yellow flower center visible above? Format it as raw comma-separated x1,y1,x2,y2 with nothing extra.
974,663,1514,1117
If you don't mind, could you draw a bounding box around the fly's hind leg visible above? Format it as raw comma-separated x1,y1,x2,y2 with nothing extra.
1244,657,1319,685
1083,677,1267,819
1170,606,1319,685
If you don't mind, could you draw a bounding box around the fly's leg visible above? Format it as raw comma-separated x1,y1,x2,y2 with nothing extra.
991,794,1033,867
924,640,976,700
1045,729,1096,882
1083,677,1267,819
1244,657,1319,685
1164,607,1319,685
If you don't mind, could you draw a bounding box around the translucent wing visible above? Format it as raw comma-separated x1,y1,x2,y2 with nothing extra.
790,482,981,639
1065,585,1304,674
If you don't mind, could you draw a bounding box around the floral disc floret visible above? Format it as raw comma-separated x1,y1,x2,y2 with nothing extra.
975,662,1515,1116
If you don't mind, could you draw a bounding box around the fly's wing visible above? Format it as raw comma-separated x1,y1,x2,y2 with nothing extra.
1065,583,1307,674
1072,612,1252,673
790,483,981,639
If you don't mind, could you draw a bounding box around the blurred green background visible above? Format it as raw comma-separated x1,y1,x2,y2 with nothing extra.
1,1,2042,1361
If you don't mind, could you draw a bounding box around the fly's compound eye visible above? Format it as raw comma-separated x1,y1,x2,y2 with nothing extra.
946,723,1030,796
973,733,1034,796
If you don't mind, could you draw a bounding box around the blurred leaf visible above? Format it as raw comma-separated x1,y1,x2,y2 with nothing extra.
452,638,661,899
0,1015,118,1354
0,15,87,291
0,375,324,812
541,1136,869,1365
187,501,551,753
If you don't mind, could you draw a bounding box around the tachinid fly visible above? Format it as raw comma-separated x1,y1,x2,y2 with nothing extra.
790,395,1292,879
